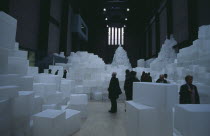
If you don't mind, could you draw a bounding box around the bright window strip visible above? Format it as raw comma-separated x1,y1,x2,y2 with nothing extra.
108,27,111,45
115,27,117,45
118,28,121,45
121,27,124,45
112,27,114,45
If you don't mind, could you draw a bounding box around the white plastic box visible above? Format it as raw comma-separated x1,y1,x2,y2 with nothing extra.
0,74,20,86
33,109,66,136
126,101,158,136
174,104,210,136
18,76,34,91
0,86,19,99
0,12,17,50
133,82,179,111
64,109,81,136
0,99,12,135
0,47,9,74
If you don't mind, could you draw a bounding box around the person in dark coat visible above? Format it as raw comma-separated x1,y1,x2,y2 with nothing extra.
124,69,131,100
179,75,200,104
140,71,146,82
127,71,140,100
108,72,122,113
156,74,168,83
55,70,59,75
48,69,52,74
145,73,152,82
63,69,67,79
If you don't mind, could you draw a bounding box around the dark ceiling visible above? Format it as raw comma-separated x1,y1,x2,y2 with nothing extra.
70,0,163,30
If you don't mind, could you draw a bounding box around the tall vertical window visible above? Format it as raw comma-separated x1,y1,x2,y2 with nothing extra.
118,28,121,45
112,27,114,45
108,27,111,45
108,27,124,45
115,27,117,45
121,27,124,45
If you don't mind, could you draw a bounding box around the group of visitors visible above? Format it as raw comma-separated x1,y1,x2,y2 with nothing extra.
140,71,152,82
107,70,200,114
48,69,68,79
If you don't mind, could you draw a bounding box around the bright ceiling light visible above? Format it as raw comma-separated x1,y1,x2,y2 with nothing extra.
105,18,108,20
103,8,106,11
125,18,128,21
127,8,130,11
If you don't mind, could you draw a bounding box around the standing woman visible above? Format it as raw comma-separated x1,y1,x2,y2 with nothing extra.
108,72,122,113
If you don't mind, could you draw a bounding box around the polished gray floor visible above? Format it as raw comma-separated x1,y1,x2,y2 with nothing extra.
73,101,127,136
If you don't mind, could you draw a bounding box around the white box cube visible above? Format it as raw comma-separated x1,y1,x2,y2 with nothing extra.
70,94,88,105
126,101,158,136
133,82,179,111
0,74,20,86
0,47,9,74
18,76,34,91
0,99,12,135
64,109,81,136
174,104,210,136
0,86,19,99
33,109,65,136
0,12,17,49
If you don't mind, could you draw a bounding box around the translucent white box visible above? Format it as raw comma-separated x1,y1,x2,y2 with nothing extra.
33,109,66,136
0,86,19,99
64,109,81,136
126,101,158,136
133,82,179,111
0,12,17,49
174,104,210,136
18,76,34,91
0,47,9,74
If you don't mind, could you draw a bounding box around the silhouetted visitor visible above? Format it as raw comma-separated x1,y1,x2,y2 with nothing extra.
164,73,170,83
124,69,131,100
140,71,146,82
55,70,59,75
179,75,200,104
48,69,52,74
156,74,168,83
164,74,168,79
127,71,140,100
145,72,152,82
108,72,122,113
63,69,67,79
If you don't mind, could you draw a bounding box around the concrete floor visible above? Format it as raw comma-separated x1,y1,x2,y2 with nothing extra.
73,101,127,136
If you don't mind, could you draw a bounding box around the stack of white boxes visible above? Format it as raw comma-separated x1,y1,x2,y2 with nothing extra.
0,11,36,136
0,12,82,136
126,82,179,136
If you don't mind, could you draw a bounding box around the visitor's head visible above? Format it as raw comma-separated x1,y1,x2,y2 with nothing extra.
185,75,193,84
48,69,52,74
160,74,164,80
148,72,150,76
142,71,145,75
112,72,117,77
125,69,130,74
164,74,168,79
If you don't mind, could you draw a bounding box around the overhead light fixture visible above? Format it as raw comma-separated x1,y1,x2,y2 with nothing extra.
103,8,106,11
127,8,130,11
125,18,128,21
105,18,108,20
107,25,109,27
124,25,126,27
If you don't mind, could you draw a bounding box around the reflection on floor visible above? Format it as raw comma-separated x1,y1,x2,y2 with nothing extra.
72,101,127,136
